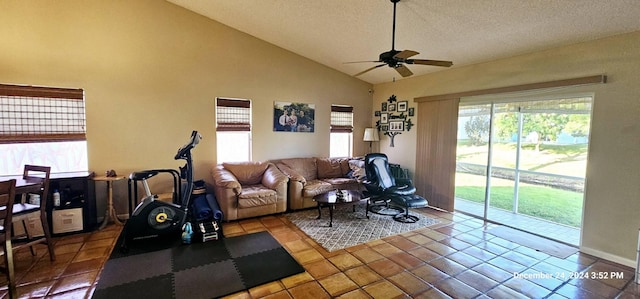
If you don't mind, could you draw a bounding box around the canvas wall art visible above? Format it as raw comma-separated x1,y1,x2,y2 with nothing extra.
273,101,315,132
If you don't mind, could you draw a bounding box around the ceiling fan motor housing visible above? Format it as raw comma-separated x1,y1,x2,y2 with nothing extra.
380,50,401,66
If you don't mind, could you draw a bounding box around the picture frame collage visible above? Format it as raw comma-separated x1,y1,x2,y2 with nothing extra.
374,94,415,147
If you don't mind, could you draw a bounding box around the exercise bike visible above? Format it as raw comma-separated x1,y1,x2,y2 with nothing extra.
121,131,202,251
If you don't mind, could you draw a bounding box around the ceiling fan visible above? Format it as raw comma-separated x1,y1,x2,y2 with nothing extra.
350,0,453,78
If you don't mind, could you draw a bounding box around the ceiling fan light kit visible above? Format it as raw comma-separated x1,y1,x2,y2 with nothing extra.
351,0,452,78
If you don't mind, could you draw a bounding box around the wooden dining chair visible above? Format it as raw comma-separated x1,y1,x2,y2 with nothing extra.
12,165,56,261
0,179,17,299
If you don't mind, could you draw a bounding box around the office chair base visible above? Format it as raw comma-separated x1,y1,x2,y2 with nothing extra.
368,204,404,216
393,212,420,223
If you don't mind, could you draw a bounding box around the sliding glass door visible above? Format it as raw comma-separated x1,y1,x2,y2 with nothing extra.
454,96,592,245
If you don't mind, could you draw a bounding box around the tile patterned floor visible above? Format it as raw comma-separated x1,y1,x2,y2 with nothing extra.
455,198,580,246
0,207,638,298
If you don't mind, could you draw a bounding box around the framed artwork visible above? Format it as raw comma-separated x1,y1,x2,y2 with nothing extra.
380,113,389,124
375,111,381,116
397,101,408,112
408,107,415,116
273,101,315,132
381,125,389,131
388,104,396,112
389,120,404,131
381,102,387,111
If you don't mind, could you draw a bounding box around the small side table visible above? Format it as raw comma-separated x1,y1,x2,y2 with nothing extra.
93,175,126,229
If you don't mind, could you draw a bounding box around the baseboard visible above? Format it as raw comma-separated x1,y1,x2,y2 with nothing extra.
580,246,637,268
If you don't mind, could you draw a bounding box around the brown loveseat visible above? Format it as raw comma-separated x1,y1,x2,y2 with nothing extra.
211,162,288,221
272,157,362,210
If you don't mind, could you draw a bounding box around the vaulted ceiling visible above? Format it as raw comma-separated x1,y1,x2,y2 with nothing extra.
167,0,640,84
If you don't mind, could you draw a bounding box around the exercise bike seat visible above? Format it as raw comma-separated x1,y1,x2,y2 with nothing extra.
129,170,159,181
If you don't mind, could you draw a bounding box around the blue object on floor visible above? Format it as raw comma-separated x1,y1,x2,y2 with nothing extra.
206,193,223,221
192,194,212,221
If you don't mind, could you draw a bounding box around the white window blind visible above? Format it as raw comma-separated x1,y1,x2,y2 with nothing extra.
0,84,85,143
330,105,353,133
216,98,251,131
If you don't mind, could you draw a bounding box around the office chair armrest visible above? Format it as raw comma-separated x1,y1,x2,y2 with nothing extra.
395,178,414,187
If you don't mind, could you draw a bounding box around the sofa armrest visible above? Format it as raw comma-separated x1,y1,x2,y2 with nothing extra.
211,165,242,220
211,165,242,194
275,162,306,185
262,164,289,190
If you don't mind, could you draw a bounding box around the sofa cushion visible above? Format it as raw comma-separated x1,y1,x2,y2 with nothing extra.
322,177,361,190
280,158,317,181
238,185,278,208
316,158,344,179
302,179,334,197
339,159,351,176
223,162,269,185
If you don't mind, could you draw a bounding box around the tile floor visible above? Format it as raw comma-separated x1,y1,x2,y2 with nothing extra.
455,199,580,246
1,207,638,298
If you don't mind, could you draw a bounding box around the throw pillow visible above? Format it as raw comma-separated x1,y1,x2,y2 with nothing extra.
316,158,343,179
348,159,366,181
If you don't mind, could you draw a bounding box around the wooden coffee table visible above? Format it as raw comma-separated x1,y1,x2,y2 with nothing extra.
313,189,366,227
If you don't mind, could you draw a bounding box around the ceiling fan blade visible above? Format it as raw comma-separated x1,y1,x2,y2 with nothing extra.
393,50,419,60
354,63,386,76
407,59,453,67
343,60,381,64
394,64,413,77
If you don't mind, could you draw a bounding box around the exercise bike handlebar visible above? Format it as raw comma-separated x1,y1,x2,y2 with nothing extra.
175,130,202,160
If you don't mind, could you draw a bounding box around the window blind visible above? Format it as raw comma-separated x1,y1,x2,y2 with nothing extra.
330,105,353,133
0,83,85,143
216,98,251,131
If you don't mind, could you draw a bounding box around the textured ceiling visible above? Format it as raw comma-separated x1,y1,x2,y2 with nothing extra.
167,0,640,84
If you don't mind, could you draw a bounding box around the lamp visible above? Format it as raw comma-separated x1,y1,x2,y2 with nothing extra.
363,128,379,153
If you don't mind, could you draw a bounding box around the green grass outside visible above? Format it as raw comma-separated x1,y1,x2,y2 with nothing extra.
455,185,583,227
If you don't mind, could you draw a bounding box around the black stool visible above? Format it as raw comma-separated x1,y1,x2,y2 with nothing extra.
389,194,429,223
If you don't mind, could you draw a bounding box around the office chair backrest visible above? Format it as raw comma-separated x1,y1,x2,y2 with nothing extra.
365,153,396,190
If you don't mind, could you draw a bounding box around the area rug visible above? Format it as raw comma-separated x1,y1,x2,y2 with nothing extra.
286,203,440,252
487,225,578,259
92,231,305,299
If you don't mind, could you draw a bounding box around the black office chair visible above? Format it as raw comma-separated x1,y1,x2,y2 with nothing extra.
362,153,428,223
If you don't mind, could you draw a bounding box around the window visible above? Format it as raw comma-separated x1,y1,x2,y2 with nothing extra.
330,105,353,157
216,98,251,163
0,83,88,175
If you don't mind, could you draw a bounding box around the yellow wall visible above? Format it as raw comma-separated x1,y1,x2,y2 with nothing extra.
373,31,640,265
3,0,639,266
0,0,372,222
0,0,372,180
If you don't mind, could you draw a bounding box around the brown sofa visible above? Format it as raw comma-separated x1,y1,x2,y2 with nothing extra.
272,157,362,210
211,162,288,221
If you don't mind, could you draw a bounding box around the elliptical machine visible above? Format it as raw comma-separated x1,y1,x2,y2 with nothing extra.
121,131,202,250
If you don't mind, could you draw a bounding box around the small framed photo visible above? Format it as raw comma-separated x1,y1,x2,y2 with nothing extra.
374,111,381,116
381,125,389,131
388,104,396,112
380,113,389,124
397,101,408,112
389,120,404,131
381,102,387,111
408,107,415,116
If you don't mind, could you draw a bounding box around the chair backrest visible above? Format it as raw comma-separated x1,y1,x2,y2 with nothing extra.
364,153,396,190
23,165,51,210
0,179,17,236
